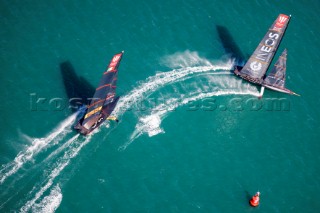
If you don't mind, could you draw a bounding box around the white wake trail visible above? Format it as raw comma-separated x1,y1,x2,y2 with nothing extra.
44,134,80,162
121,73,260,149
0,113,78,184
160,50,215,68
112,62,234,118
31,184,62,213
20,134,92,212
130,90,258,141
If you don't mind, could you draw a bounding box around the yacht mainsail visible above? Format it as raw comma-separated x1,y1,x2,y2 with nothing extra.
234,14,291,85
74,51,123,135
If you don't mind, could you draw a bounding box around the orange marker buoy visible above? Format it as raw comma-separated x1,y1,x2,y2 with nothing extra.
249,192,260,207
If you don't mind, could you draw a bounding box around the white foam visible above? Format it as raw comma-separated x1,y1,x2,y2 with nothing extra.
138,114,164,137
112,60,234,118
129,90,257,144
44,134,80,161
20,162,68,212
114,52,236,150
20,135,92,212
160,50,214,68
0,113,78,184
31,184,62,213
123,73,259,149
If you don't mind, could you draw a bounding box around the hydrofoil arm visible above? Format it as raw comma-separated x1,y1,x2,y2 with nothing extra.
258,86,265,99
107,115,119,122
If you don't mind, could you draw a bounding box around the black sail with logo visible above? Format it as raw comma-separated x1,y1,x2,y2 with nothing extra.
235,14,290,85
81,52,123,130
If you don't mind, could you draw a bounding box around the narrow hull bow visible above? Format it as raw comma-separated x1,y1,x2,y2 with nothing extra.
262,84,300,96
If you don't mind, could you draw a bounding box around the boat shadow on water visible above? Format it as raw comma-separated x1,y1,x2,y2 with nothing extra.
216,25,249,65
60,61,95,112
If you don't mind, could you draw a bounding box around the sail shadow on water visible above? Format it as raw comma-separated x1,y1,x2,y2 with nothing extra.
60,61,95,112
216,25,247,64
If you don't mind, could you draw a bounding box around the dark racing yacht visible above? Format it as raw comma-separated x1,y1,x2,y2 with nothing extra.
234,14,299,97
74,51,123,135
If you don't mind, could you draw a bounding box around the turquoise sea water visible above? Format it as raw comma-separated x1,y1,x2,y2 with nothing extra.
1,0,320,212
